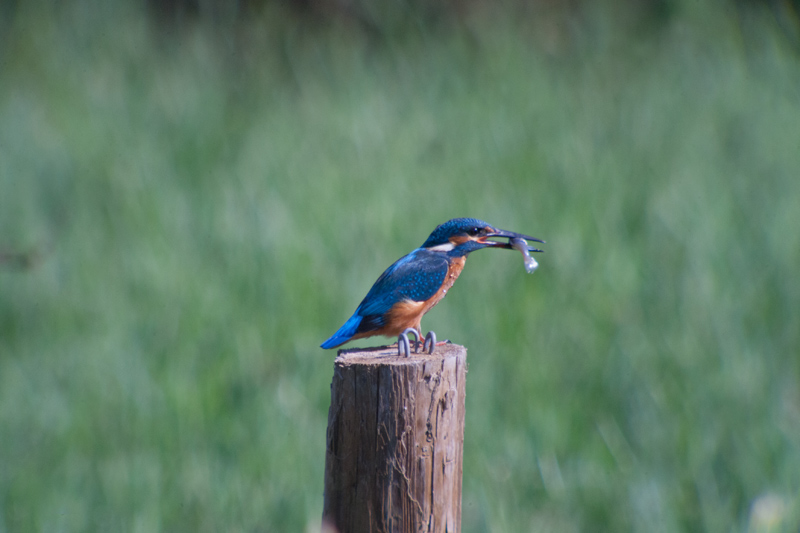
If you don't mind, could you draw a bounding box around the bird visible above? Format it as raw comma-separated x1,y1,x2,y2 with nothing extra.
320,217,544,356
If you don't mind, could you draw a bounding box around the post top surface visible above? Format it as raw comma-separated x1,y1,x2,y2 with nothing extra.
334,343,466,366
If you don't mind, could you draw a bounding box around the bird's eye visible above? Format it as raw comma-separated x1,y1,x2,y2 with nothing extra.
467,227,482,236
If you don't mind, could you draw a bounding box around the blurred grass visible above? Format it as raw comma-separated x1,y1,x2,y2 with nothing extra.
2,0,800,531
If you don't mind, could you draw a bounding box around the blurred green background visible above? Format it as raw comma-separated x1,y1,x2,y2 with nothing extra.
2,0,800,530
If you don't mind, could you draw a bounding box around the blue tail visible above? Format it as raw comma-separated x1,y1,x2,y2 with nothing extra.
321,314,362,349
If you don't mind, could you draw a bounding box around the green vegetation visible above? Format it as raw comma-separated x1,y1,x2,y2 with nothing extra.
2,1,799,530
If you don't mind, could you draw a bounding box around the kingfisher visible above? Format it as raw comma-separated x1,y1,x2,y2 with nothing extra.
321,217,544,356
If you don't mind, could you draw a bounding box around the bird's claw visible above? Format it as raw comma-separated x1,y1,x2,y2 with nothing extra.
397,328,437,356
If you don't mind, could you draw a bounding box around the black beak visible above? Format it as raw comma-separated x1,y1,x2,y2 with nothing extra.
483,229,545,252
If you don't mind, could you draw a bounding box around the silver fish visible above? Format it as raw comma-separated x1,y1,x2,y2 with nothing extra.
510,237,538,273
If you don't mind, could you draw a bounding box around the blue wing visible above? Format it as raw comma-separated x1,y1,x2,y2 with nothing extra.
320,248,449,348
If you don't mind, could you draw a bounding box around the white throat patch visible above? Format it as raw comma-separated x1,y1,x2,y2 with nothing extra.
427,242,455,252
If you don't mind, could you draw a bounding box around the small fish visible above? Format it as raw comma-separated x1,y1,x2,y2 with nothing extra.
510,237,539,273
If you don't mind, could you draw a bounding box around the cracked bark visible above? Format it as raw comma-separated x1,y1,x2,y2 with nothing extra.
323,344,467,533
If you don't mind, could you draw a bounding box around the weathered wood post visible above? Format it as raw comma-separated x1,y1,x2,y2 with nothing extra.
322,343,468,533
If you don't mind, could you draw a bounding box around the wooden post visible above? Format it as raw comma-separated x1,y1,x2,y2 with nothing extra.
322,343,468,533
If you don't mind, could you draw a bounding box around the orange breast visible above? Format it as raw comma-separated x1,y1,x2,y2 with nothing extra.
379,256,467,337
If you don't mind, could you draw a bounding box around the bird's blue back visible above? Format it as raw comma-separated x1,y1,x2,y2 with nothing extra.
320,248,449,348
